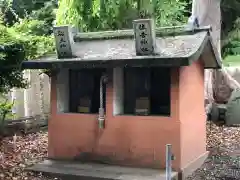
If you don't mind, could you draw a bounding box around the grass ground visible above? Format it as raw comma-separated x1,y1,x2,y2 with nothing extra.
223,55,240,66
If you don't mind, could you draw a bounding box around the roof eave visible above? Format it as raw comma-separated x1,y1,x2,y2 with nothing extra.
187,31,209,67
187,31,222,69
21,26,221,70
207,34,222,69
21,56,190,70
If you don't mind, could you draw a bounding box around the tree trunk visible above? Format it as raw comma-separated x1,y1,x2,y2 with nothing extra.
192,0,240,113
192,0,221,113
192,0,221,52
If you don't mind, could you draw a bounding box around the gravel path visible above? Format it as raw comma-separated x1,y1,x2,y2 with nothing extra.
187,121,240,180
2,121,240,179
0,131,59,180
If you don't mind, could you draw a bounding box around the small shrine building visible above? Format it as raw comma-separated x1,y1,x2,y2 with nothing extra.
22,19,221,179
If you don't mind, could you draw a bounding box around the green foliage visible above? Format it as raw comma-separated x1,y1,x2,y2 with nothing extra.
0,0,56,94
0,43,26,93
222,18,240,58
0,19,55,59
13,19,49,36
56,0,136,31
221,0,240,58
56,0,189,31
223,55,240,66
11,0,51,19
0,17,55,93
0,97,14,131
0,0,18,26
221,0,240,38
0,22,27,92
1,0,57,31
154,0,188,26
30,0,58,35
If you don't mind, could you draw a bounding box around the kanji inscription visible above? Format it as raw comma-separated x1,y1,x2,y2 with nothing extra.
53,26,73,58
133,19,156,56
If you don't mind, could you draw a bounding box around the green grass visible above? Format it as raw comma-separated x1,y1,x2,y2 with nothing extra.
223,55,240,66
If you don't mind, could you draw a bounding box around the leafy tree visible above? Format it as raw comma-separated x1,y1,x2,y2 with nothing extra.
30,0,58,35
0,20,26,93
0,0,56,93
221,0,240,57
222,18,240,58
0,0,18,26
221,0,240,38
0,17,55,93
1,0,57,29
56,0,189,31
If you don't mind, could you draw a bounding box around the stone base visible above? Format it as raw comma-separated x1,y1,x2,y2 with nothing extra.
27,159,178,180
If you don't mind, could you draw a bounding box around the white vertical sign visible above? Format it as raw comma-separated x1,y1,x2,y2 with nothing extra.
133,19,156,56
53,26,73,58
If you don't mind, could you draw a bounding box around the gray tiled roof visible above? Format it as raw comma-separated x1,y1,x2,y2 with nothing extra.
71,31,206,60
21,27,221,69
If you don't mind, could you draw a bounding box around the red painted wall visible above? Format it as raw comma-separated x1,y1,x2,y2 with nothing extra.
179,60,207,168
48,63,206,171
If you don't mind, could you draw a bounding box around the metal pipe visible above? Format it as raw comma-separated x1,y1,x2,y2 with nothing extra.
98,75,107,129
166,144,172,180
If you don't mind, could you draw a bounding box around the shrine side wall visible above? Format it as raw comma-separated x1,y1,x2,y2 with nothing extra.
179,60,207,171
48,68,182,170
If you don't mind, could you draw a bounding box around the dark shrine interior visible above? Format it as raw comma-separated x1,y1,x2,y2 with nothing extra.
69,67,171,116
124,67,171,116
